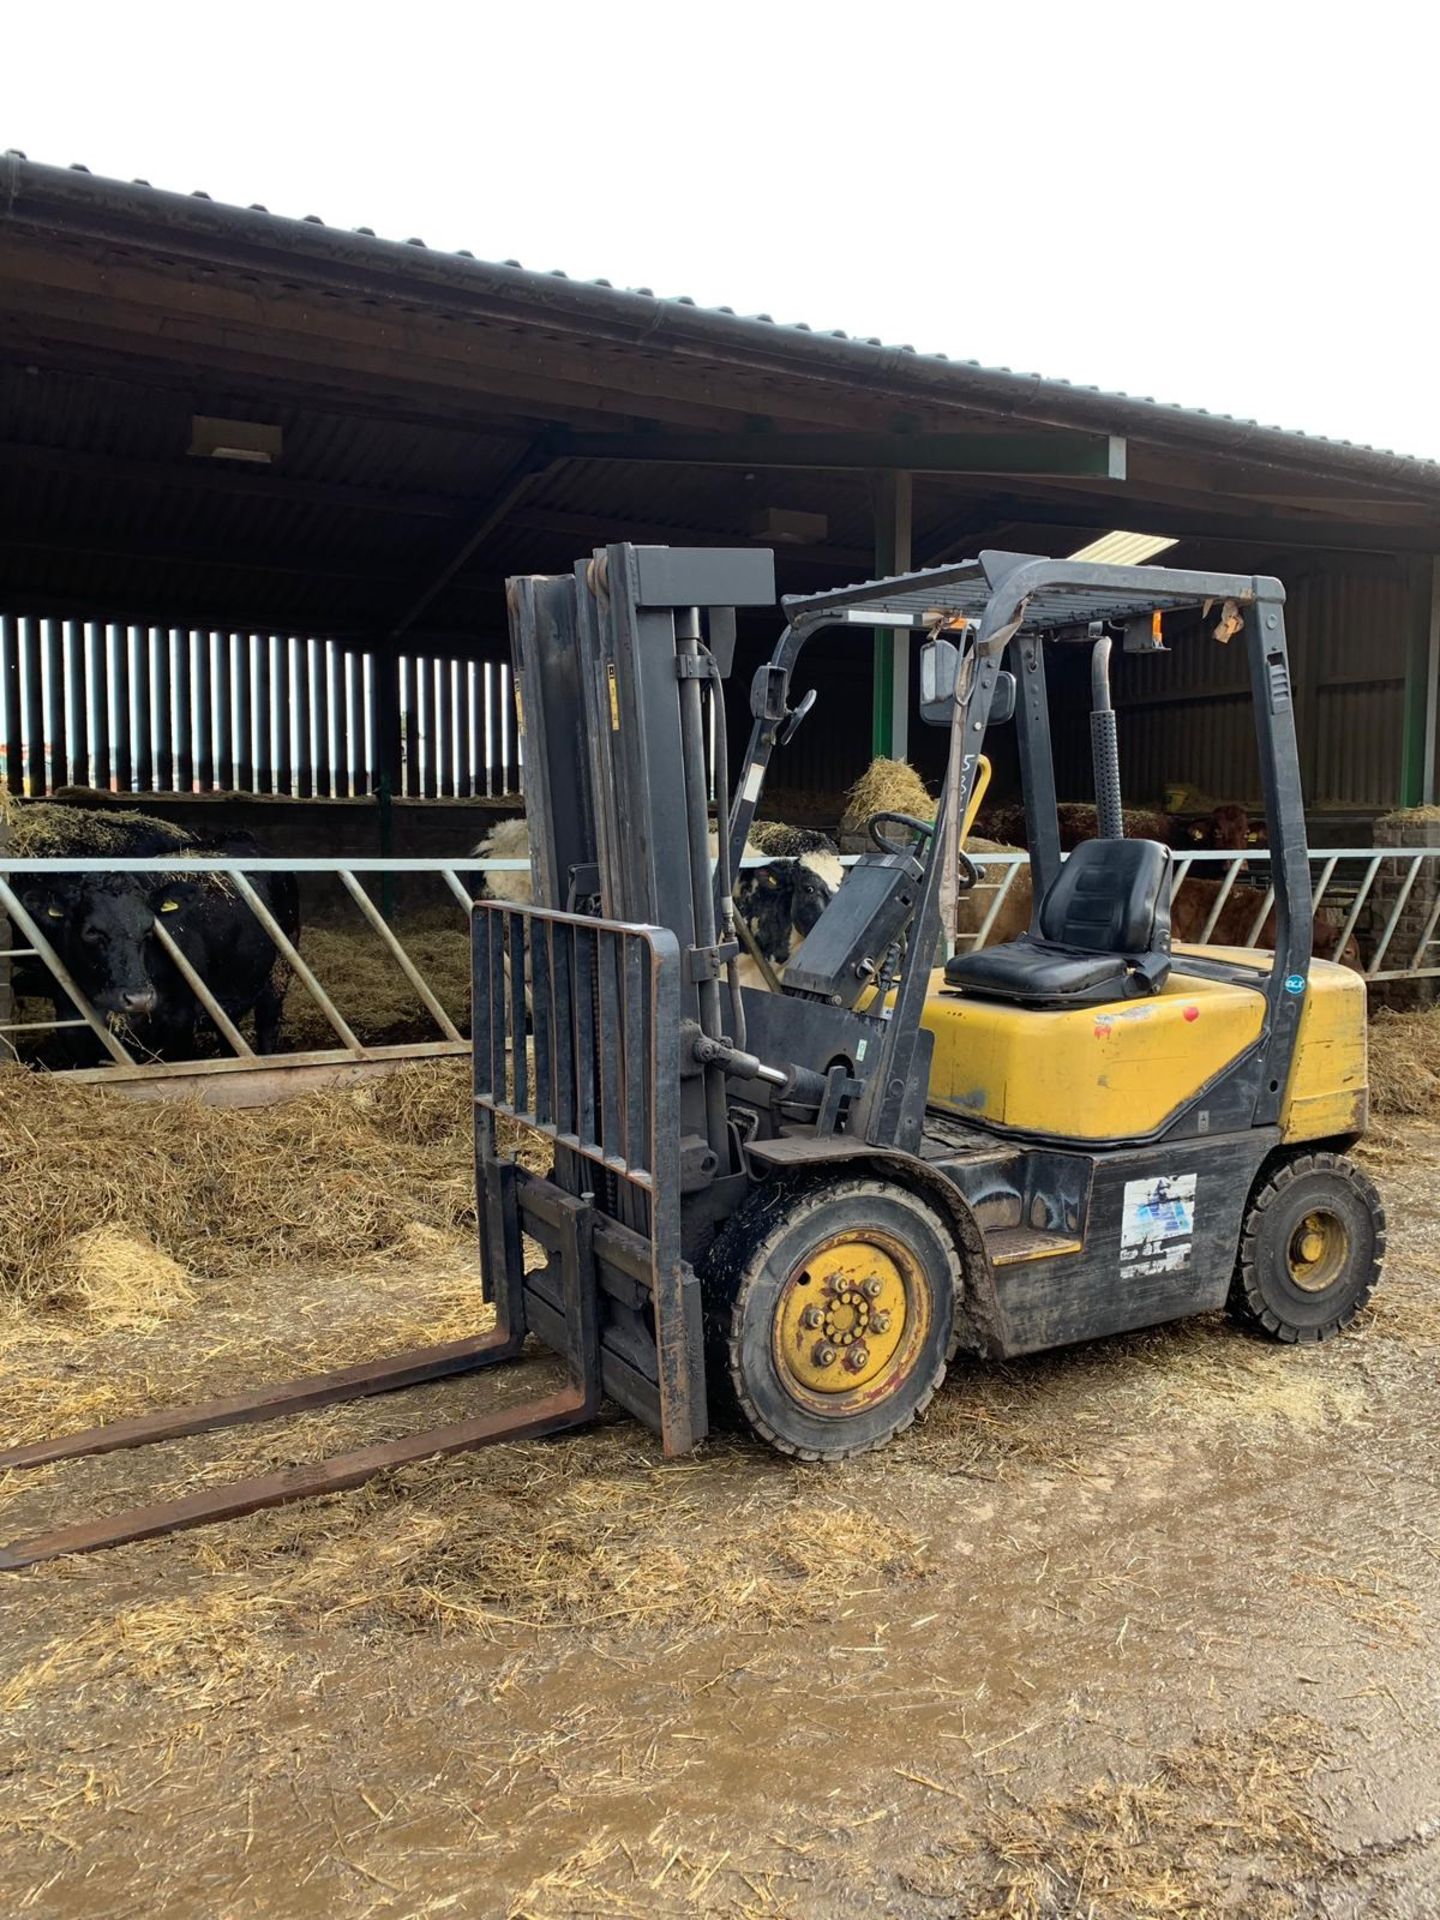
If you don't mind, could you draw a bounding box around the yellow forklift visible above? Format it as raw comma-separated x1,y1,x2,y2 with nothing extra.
0,547,1384,1563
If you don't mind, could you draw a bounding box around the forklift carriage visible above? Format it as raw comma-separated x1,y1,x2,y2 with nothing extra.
0,545,1384,1563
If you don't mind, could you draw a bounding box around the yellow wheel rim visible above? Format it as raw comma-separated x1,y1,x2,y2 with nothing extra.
1287,1210,1349,1293
772,1229,931,1413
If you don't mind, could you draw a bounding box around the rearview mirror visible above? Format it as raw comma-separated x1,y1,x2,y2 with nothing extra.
920,638,1015,728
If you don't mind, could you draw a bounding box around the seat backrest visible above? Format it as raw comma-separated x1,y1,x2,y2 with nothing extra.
1037,837,1171,954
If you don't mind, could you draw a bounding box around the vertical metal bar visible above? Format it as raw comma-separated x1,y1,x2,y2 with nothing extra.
65,619,88,792
401,653,419,799
313,640,334,800
193,629,214,791
458,660,474,798
89,622,111,793
623,936,646,1172
21,616,46,796
500,663,513,794
596,932,623,1163
1197,856,1243,944
484,662,495,796
152,623,174,792
253,633,272,791
488,906,506,1117
172,629,193,795
1333,854,1381,963
1172,854,1194,894
432,656,449,798
551,920,576,1138
44,615,67,791
572,926,596,1144
228,869,364,1054
646,931,699,1453
530,914,553,1126
1369,853,1423,975
233,635,254,794
337,868,464,1042
293,637,314,794
272,637,292,797
130,625,154,793
472,907,494,1097
417,656,436,799
1,615,23,794
346,649,366,798
508,912,528,1113
108,622,132,792
212,631,234,792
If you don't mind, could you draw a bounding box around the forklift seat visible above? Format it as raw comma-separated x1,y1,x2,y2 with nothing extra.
944,837,1173,1009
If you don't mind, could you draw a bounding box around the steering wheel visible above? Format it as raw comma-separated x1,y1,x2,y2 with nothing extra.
866,811,979,891
867,811,935,856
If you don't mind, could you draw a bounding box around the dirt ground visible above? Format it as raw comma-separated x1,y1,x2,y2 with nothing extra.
1,1111,1438,1917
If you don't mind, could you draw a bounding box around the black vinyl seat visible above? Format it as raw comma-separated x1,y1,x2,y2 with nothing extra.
944,837,1173,1009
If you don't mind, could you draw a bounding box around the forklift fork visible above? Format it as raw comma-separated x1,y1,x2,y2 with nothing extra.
0,1182,603,1571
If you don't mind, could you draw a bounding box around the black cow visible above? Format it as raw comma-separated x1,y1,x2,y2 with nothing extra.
12,811,299,1063
732,831,843,984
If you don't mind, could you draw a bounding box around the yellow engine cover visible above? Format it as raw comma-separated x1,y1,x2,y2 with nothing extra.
920,948,1366,1143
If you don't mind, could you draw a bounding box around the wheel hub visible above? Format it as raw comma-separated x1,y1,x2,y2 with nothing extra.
1286,1209,1349,1292
774,1239,913,1397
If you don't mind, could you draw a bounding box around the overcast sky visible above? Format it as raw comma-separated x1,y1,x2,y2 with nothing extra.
6,3,1435,460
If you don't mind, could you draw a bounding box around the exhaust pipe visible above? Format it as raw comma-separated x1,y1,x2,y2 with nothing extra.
1090,637,1125,840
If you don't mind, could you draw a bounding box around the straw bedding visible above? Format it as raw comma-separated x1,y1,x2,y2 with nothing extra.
0,1059,498,1313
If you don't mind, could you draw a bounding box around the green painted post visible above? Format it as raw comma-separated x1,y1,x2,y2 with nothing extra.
1401,556,1439,807
871,635,895,758
872,472,913,761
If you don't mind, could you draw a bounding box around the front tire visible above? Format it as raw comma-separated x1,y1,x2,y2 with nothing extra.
704,1177,961,1461
1227,1150,1385,1344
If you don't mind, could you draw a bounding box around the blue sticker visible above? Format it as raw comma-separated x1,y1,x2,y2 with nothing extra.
1285,973,1307,995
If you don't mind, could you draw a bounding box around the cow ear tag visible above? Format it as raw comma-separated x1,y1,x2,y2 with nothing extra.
160,901,181,913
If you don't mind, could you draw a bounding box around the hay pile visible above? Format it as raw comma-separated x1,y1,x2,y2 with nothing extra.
839,758,936,850
0,1060,502,1312
1367,1007,1440,1117
9,800,195,858
282,923,472,1048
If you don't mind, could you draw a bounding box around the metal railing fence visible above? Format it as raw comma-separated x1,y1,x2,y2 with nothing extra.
0,843,1433,1093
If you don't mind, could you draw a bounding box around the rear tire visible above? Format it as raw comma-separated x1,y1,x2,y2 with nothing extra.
703,1177,961,1461
1226,1150,1385,1344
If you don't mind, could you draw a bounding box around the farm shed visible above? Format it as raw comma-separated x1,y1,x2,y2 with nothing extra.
2,151,1440,838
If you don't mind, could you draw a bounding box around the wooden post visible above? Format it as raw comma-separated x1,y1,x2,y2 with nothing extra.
871,471,914,761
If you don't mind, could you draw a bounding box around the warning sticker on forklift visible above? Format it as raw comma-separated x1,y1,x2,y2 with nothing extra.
1120,1174,1197,1277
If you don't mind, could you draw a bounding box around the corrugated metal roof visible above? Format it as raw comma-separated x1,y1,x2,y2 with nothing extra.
5,151,1440,493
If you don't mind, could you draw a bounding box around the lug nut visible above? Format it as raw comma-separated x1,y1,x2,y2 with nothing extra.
862,1276,884,1300
870,1310,891,1334
813,1342,838,1368
844,1344,871,1373
801,1305,824,1330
